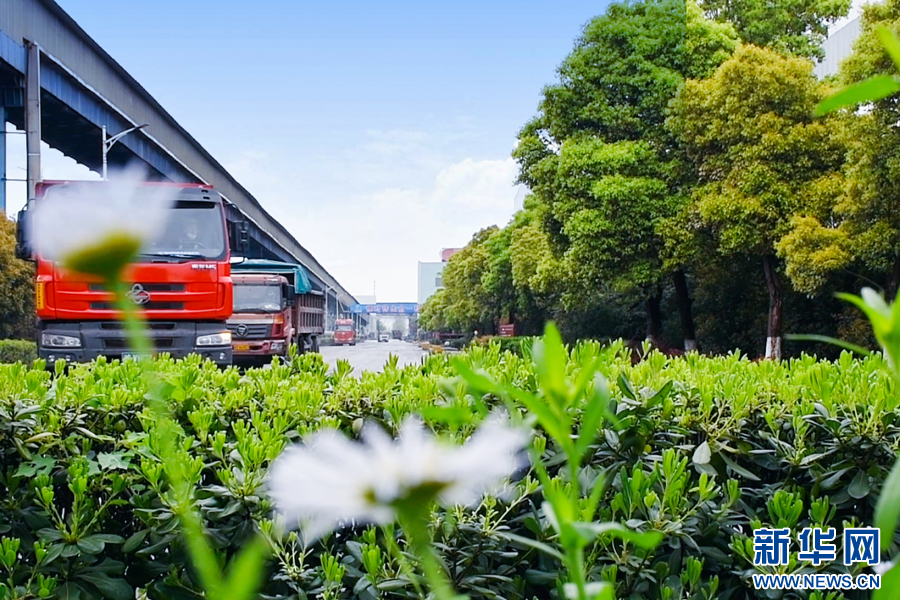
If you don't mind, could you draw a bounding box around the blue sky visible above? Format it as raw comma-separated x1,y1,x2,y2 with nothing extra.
6,0,609,301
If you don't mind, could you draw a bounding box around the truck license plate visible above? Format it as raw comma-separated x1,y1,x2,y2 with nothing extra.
234,344,250,352
121,353,148,361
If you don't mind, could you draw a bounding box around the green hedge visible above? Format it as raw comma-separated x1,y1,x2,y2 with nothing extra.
0,344,895,599
0,338,37,363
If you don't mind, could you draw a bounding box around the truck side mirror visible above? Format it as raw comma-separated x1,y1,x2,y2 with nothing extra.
14,201,34,261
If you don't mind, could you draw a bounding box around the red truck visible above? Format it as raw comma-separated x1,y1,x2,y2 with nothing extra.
333,318,356,346
227,260,324,365
15,181,234,367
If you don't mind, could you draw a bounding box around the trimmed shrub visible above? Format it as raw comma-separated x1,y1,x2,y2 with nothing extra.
0,343,895,599
0,338,37,363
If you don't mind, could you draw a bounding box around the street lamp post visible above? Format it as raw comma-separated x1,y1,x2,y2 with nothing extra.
102,123,149,180
324,285,335,333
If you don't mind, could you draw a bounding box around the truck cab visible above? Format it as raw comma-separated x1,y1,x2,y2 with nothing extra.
227,260,324,365
333,319,356,346
18,181,234,367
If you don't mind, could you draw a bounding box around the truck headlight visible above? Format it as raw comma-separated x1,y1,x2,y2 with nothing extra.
196,331,232,346
41,333,81,348
271,341,285,352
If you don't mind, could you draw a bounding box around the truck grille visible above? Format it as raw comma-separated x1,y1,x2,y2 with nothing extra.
100,322,177,330
91,301,185,311
88,283,187,292
227,323,270,340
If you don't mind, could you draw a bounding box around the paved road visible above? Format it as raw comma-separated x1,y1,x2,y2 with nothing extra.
318,339,428,373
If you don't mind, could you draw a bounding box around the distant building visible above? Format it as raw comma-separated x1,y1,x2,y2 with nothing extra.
514,185,530,212
815,17,862,79
417,248,461,305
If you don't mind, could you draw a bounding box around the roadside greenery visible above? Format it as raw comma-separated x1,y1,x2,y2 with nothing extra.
0,215,35,342
1,340,898,599
0,341,37,365
420,0,896,360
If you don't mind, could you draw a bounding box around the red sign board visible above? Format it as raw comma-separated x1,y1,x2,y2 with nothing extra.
499,324,515,337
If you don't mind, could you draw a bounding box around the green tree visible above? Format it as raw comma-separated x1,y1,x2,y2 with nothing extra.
418,289,448,333
698,0,851,59
0,214,35,340
513,0,737,348
667,45,846,358
429,227,501,335
779,0,900,300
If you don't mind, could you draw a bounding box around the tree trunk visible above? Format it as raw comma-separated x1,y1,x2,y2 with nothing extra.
672,269,698,352
763,255,783,360
646,287,663,345
887,254,900,302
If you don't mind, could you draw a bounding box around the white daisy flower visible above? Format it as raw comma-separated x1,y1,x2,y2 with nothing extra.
30,165,177,278
267,413,530,541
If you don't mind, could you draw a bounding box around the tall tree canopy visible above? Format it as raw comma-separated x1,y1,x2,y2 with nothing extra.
778,0,900,300
667,44,846,358
513,0,738,348
698,0,851,59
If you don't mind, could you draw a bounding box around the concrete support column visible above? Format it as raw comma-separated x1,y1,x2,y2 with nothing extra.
0,107,6,214
26,42,41,201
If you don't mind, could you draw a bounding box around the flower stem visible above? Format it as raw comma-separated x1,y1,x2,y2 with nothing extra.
110,277,229,598
110,278,153,360
397,510,459,600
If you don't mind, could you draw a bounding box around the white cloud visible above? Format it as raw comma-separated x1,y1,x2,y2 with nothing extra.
223,129,521,302
283,156,519,302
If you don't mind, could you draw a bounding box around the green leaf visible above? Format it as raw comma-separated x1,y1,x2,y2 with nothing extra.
218,535,269,600
874,560,900,600
23,432,57,444
569,521,663,549
534,323,569,404
503,385,567,445
76,536,106,555
617,372,637,400
494,531,565,561
720,453,760,481
121,530,148,554
16,456,55,478
564,581,614,600
848,471,870,500
815,75,900,116
876,457,900,547
692,441,712,465
575,375,613,458
646,380,673,408
877,25,900,72
89,534,124,544
77,572,134,600
97,452,131,471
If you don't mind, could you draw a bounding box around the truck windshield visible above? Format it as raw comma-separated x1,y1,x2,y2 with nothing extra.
142,201,227,260
336,324,353,331
233,284,283,313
